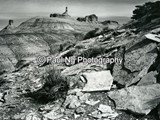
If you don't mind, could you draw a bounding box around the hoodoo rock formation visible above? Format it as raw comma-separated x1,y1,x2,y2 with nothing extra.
0,20,15,34
50,7,71,18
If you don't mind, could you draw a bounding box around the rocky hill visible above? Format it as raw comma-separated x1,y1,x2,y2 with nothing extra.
0,17,103,74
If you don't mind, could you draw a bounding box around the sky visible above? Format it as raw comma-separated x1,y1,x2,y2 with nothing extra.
0,0,158,19
0,0,158,29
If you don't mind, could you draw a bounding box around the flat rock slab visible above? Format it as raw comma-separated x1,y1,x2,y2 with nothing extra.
145,33,160,42
124,41,157,72
113,39,157,86
137,71,157,86
108,84,160,115
81,71,113,92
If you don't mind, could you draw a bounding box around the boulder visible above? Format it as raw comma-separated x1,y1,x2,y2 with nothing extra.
145,33,160,42
108,84,160,115
25,111,43,120
112,47,137,86
151,27,160,34
75,107,86,114
124,41,157,72
113,38,158,86
88,104,118,119
137,71,157,86
126,62,154,87
81,71,113,92
44,110,63,120
98,104,113,113
63,95,81,109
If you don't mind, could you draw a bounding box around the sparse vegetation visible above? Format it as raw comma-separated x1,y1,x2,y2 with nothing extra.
25,69,69,103
131,1,160,21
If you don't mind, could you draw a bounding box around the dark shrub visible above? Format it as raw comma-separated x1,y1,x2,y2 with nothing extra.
131,1,160,20
25,69,69,103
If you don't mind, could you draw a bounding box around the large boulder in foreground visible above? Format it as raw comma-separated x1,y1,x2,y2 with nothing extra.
81,71,113,92
108,84,160,115
113,38,158,86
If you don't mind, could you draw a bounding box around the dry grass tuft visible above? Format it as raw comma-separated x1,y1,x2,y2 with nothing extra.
25,69,69,103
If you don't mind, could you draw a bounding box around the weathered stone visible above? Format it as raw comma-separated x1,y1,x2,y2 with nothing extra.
14,113,26,120
39,104,60,113
44,111,63,120
0,92,5,103
67,89,82,95
145,33,160,42
0,93,3,99
151,27,160,34
85,99,100,106
81,71,113,92
113,47,137,86
113,39,158,86
117,29,126,33
98,104,118,118
137,71,157,86
126,63,153,86
108,84,160,115
98,104,113,113
75,107,86,114
124,41,157,72
89,106,118,119
63,95,81,109
89,110,102,119
25,111,43,120
79,93,90,102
